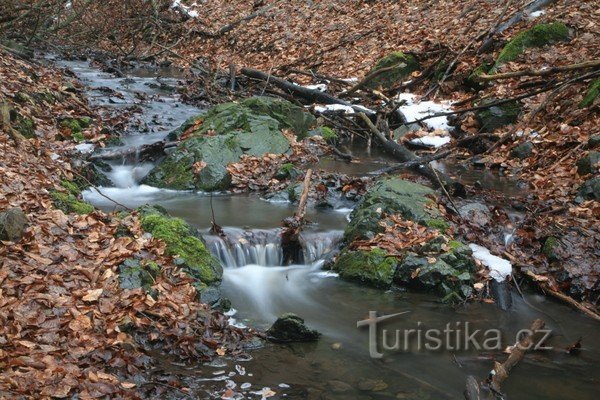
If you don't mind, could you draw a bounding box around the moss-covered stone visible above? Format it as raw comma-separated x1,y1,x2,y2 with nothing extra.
344,178,439,242
51,191,94,215
366,52,420,89
61,180,82,196
139,207,222,285
425,219,450,233
144,97,308,191
119,258,161,292
267,313,321,343
309,126,338,143
491,22,570,72
466,62,492,87
395,241,475,300
334,249,397,288
576,177,600,201
475,100,521,132
60,117,92,142
16,116,35,139
542,236,560,262
580,78,600,108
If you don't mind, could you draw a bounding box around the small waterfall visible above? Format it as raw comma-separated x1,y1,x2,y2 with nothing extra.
108,163,154,188
205,228,344,268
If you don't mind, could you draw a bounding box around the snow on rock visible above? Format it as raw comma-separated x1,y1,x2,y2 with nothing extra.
528,10,545,19
409,134,451,148
469,244,512,282
74,143,95,154
304,84,328,92
314,103,375,115
171,0,199,18
396,93,452,130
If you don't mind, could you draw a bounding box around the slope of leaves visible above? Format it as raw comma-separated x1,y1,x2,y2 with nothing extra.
0,50,253,398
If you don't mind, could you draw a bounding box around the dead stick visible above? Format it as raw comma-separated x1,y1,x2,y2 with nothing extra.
478,59,600,81
295,169,313,220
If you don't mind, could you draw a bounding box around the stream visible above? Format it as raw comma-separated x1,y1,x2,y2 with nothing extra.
50,56,599,400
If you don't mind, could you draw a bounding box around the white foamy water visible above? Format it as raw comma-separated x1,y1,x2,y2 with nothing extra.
108,163,155,188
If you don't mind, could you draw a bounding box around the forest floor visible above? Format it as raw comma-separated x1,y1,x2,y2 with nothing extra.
0,0,599,398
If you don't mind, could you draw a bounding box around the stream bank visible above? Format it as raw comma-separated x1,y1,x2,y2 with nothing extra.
55,56,600,399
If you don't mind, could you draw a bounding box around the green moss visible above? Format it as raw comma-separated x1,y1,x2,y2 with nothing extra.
320,126,338,143
467,62,492,86
61,117,92,141
367,52,420,89
60,180,82,196
51,191,94,215
580,78,600,108
492,22,570,71
425,219,450,233
542,236,560,261
16,117,35,139
448,240,463,250
118,258,161,292
334,248,397,288
140,212,222,284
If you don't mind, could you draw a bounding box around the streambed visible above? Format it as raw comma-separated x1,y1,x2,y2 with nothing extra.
52,56,599,400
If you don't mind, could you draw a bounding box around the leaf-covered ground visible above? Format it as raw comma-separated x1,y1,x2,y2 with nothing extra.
0,50,254,398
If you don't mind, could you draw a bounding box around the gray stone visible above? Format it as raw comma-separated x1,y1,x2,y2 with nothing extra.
0,207,27,242
327,380,352,394
267,313,321,343
475,100,520,133
458,202,491,227
576,151,599,175
576,177,600,201
588,135,600,148
510,141,534,160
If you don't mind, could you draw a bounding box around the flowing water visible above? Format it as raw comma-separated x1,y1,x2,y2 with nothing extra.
53,57,599,400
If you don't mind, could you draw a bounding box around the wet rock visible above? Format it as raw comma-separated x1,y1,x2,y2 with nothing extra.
588,135,600,148
344,178,440,242
394,240,475,300
51,191,94,215
475,100,520,132
510,141,534,160
576,177,600,201
576,151,599,175
144,96,314,191
365,52,419,89
118,258,160,293
357,378,388,392
267,313,321,343
0,207,28,241
490,279,513,311
327,380,352,394
458,202,491,227
199,285,224,308
334,249,397,288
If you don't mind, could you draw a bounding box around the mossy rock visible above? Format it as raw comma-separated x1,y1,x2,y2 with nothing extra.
344,178,439,242
119,258,161,292
542,236,560,262
144,98,304,191
580,78,600,108
309,126,337,143
395,241,475,300
60,117,92,142
166,114,205,141
333,248,397,288
475,100,521,133
16,116,35,139
576,177,600,201
576,151,599,175
267,313,321,343
366,52,420,89
51,191,94,215
491,22,570,72
139,207,222,285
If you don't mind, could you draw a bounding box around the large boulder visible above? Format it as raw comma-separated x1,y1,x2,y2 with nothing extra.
332,178,476,301
144,97,315,191
267,313,321,343
0,207,28,241
365,52,419,89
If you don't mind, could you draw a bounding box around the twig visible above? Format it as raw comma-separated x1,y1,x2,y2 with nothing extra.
432,167,462,218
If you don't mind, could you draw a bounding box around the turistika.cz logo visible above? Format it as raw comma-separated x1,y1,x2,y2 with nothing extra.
357,311,552,359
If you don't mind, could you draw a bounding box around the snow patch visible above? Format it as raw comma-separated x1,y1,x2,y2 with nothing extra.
304,84,328,92
396,93,453,130
171,0,199,18
74,143,95,154
528,10,545,18
469,244,512,282
410,135,451,148
314,103,375,115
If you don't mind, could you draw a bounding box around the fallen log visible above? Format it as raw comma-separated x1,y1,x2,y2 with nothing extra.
281,169,313,264
357,112,460,191
89,140,177,163
241,67,371,113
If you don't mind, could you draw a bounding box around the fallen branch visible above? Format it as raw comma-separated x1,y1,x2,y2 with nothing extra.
89,140,176,162
486,319,546,395
478,59,600,81
281,169,313,264
370,150,453,176
194,1,282,38
524,270,600,321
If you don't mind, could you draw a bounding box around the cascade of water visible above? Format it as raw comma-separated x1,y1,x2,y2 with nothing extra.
205,228,344,268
